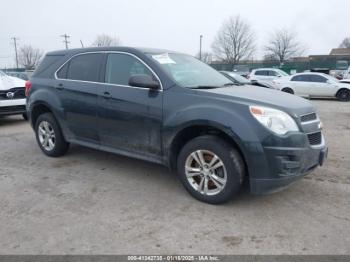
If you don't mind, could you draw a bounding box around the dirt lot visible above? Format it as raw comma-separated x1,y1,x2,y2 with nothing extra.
0,100,349,255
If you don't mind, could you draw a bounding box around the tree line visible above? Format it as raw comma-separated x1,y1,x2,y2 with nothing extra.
14,16,350,70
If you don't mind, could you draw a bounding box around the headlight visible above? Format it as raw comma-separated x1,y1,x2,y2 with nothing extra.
249,106,299,135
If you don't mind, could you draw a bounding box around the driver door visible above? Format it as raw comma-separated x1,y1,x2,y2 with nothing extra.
97,52,163,158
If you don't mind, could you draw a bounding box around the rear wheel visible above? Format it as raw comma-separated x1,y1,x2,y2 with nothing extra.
337,89,350,101
35,113,69,157
282,87,294,94
177,135,245,204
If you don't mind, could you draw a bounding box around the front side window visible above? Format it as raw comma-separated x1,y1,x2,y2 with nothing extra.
255,70,267,76
268,70,278,76
310,75,327,83
59,53,103,82
148,53,230,88
291,75,309,82
105,53,154,86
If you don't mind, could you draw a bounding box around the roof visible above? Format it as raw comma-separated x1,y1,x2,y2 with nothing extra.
329,48,350,55
47,46,176,56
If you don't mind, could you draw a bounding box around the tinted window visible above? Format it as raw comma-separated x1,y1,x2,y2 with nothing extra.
291,75,310,82
310,75,327,83
34,55,64,78
57,63,68,79
105,53,154,86
66,53,103,82
255,70,268,76
268,70,280,76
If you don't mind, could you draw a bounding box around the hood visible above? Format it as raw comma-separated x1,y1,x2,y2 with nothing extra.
0,75,26,90
198,85,315,116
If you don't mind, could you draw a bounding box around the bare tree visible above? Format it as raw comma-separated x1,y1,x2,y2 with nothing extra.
339,37,350,48
264,29,305,64
211,15,256,65
92,34,121,47
196,51,213,64
18,45,43,70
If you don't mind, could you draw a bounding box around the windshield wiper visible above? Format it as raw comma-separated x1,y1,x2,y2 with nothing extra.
190,85,222,89
223,82,242,86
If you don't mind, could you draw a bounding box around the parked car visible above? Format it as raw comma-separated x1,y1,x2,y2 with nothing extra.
27,47,327,204
6,71,29,81
249,68,289,82
221,71,274,89
273,72,350,101
343,66,350,79
339,79,350,84
0,70,27,119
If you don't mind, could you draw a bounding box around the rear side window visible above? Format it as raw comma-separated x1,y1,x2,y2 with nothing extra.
58,53,103,82
105,53,154,86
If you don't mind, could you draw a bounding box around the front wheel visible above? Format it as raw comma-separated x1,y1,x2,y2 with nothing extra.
282,87,294,94
177,135,245,204
35,113,69,157
337,89,350,101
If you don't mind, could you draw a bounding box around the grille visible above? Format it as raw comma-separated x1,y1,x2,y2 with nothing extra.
0,105,26,114
307,132,322,146
0,88,26,100
301,113,317,122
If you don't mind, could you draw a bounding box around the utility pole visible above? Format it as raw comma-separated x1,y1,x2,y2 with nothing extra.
11,37,19,69
60,34,70,49
199,35,203,61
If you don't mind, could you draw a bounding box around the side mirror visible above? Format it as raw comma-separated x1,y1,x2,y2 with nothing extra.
129,74,160,90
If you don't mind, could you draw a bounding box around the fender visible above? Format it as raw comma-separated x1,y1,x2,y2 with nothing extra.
163,104,268,179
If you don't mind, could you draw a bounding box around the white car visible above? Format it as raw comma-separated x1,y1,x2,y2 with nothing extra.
343,66,350,79
0,70,27,119
249,68,289,82
273,72,350,101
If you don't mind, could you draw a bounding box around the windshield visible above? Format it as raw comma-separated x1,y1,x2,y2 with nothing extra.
148,53,230,88
276,69,289,76
226,72,250,84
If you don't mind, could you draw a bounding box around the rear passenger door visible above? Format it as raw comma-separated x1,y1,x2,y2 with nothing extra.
290,75,312,96
308,75,333,97
55,53,103,143
97,52,163,159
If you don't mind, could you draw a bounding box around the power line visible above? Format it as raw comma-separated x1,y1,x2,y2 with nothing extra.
11,37,19,68
60,34,70,49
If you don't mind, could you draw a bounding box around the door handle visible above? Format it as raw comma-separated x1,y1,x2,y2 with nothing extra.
103,91,112,99
55,83,64,90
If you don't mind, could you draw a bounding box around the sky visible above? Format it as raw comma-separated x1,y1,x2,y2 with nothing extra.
0,0,349,68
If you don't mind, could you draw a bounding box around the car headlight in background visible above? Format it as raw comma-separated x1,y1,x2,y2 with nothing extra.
249,106,299,135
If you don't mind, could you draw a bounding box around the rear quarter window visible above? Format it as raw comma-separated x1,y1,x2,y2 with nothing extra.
33,55,65,78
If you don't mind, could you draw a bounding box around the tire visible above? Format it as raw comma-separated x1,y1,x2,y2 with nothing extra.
177,135,245,204
282,87,294,94
336,89,350,101
22,113,28,121
35,113,69,157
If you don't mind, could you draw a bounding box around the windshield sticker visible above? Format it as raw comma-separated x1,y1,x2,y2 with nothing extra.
152,53,176,64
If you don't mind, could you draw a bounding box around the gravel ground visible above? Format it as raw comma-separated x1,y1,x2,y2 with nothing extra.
0,100,349,255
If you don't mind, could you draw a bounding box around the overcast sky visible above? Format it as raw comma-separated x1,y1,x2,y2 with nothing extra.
0,0,349,68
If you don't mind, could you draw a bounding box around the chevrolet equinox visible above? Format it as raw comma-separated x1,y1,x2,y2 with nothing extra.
26,47,328,204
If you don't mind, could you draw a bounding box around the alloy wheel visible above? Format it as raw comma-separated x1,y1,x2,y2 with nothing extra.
185,150,227,196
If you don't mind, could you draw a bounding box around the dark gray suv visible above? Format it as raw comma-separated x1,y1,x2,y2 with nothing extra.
26,47,327,204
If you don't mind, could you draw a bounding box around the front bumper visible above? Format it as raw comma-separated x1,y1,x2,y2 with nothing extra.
0,98,26,116
250,141,328,194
